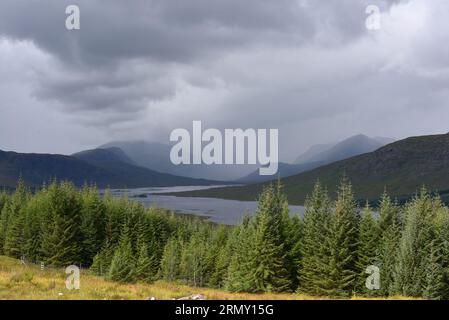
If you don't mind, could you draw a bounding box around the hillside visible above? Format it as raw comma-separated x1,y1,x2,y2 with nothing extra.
294,134,393,165
100,140,261,181
168,133,449,204
0,149,125,188
238,161,325,183
72,147,136,165
0,148,219,189
72,147,220,187
241,134,393,184
294,143,333,164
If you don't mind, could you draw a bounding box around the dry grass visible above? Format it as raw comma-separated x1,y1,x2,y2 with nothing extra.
0,256,412,300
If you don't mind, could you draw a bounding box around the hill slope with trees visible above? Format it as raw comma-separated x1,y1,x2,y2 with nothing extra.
175,133,449,204
1,179,448,299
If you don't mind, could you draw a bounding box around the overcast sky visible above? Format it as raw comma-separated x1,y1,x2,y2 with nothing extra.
1,0,449,161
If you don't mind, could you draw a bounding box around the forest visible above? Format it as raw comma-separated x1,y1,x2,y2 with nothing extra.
0,178,448,299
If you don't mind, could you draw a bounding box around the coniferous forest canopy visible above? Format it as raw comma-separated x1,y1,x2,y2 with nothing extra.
1,179,448,299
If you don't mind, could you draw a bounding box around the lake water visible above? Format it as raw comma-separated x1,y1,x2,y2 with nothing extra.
105,186,305,225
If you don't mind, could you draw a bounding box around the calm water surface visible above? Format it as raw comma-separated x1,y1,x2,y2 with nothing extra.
105,186,305,225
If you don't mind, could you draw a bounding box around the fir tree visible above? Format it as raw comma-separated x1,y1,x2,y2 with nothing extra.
0,191,8,214
324,177,360,296
180,232,208,287
210,226,236,288
249,184,292,292
393,189,439,297
355,203,380,296
423,240,445,300
299,181,332,295
90,245,114,276
0,179,28,255
159,237,181,282
3,208,26,258
108,225,135,283
80,186,106,266
39,182,83,266
135,242,157,283
377,191,402,296
205,225,229,287
224,215,256,292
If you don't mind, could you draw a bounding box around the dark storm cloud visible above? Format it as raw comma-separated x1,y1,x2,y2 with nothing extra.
1,0,449,158
0,0,393,119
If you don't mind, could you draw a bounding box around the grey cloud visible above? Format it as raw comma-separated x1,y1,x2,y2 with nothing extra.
0,0,448,161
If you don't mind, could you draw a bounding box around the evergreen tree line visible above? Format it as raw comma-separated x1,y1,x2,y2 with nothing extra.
1,178,449,299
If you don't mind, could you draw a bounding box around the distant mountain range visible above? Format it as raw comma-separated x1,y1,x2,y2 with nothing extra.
167,133,449,205
100,140,260,181
239,134,394,183
0,133,398,191
0,148,219,189
294,134,394,165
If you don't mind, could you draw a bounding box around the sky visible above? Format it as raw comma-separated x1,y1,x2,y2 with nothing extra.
1,0,449,162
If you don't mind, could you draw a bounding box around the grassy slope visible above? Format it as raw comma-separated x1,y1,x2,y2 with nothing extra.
168,133,449,205
0,256,410,300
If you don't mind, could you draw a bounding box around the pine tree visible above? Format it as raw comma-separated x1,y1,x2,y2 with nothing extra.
90,245,114,276
0,191,8,214
378,190,402,233
135,242,157,283
39,182,83,266
0,179,28,255
355,203,380,296
377,191,402,296
299,181,332,295
279,191,303,290
204,225,228,287
423,240,445,300
248,184,292,292
108,225,135,283
438,209,449,299
80,186,106,266
287,215,303,289
3,208,26,258
324,177,360,297
393,189,439,297
224,215,256,292
180,232,208,287
160,237,182,282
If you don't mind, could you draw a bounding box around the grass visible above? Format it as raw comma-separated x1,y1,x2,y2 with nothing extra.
0,256,411,300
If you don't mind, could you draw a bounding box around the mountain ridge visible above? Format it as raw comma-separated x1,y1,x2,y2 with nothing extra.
240,134,394,183
0,148,219,189
165,133,449,205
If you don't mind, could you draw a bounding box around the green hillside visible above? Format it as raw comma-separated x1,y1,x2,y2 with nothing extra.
168,133,449,204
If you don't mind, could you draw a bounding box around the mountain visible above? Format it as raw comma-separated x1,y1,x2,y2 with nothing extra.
294,134,393,165
100,135,394,182
238,161,326,184
294,143,333,164
0,149,124,188
100,140,258,181
100,141,172,172
167,133,449,204
72,147,136,166
71,147,221,187
240,134,394,183
0,148,220,189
